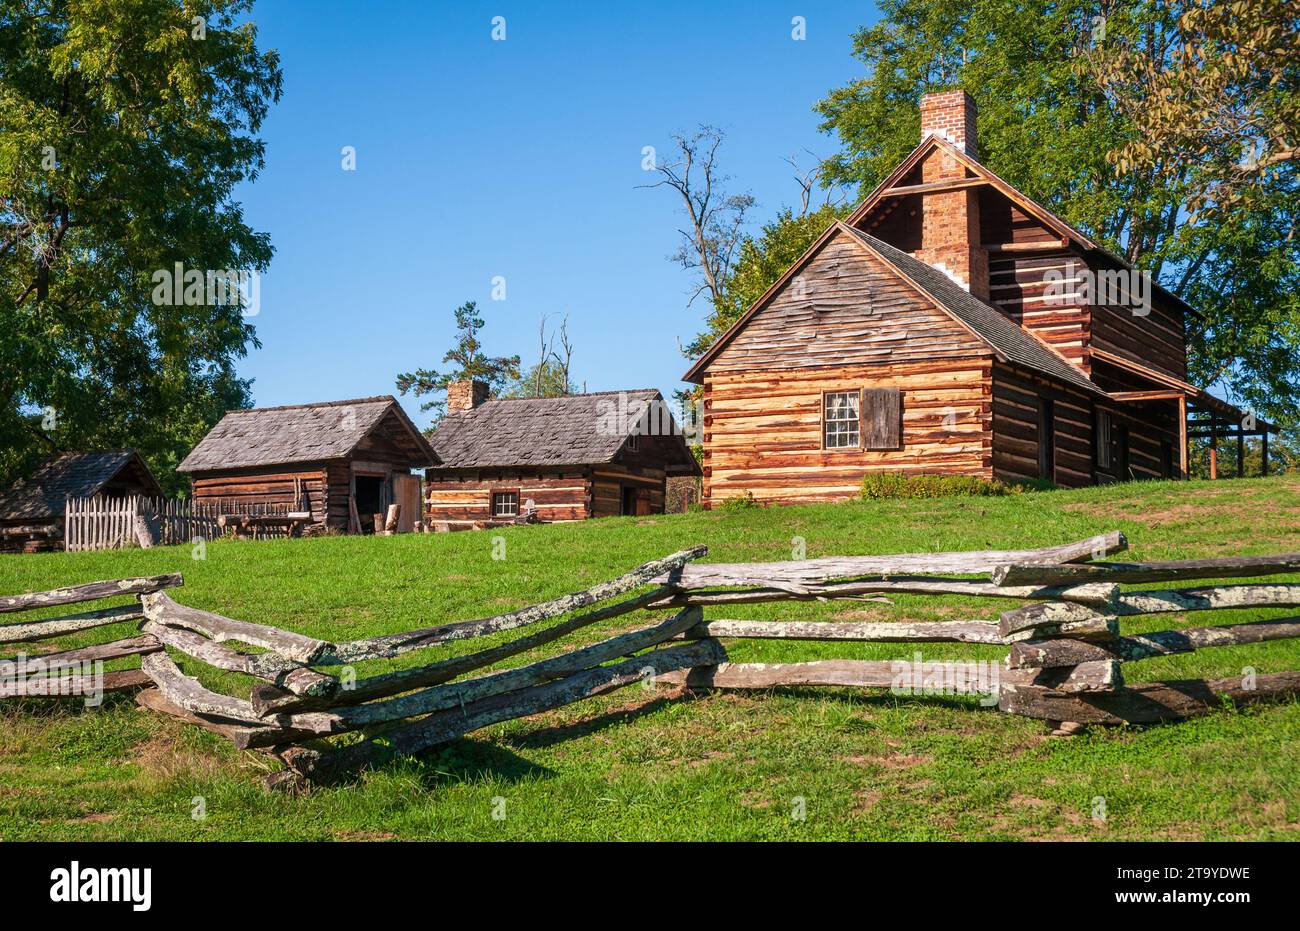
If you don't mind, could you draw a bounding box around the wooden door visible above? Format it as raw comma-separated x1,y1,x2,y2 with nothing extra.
393,472,420,533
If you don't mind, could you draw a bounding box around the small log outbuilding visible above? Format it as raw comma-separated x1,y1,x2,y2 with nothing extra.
178,396,436,533
0,450,162,553
424,384,700,526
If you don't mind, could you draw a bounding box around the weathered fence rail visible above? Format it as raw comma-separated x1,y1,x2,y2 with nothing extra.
4,531,1300,790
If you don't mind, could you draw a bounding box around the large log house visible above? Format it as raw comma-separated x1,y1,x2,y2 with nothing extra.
685,89,1272,506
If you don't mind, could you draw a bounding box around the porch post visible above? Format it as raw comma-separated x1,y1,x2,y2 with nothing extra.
1209,429,1218,480
1178,396,1189,480
1262,431,1270,477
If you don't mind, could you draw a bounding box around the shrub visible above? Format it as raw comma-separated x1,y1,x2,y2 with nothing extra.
859,472,1019,500
717,492,759,511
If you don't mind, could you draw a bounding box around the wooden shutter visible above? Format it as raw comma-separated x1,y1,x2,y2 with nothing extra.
863,388,901,449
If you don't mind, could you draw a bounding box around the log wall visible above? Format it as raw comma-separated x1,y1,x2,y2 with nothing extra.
986,250,1091,372
704,359,994,506
590,463,667,518
991,363,1095,488
423,469,591,526
190,463,331,524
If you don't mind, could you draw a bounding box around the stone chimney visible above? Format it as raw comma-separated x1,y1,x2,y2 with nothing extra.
915,89,988,299
446,379,489,413
920,89,978,159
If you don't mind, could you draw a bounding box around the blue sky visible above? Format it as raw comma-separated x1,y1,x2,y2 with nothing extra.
234,1,881,430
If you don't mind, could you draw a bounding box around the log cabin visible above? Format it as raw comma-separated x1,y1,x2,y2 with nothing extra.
685,89,1272,506
0,450,162,553
178,396,435,533
423,384,700,527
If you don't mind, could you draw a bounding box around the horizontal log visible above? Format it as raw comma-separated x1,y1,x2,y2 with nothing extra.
657,658,996,693
1001,661,1123,693
315,608,705,730
658,533,1126,590
0,574,182,614
993,553,1300,587
649,579,1120,610
1,634,162,670
998,670,1300,724
0,604,144,644
140,621,337,697
141,592,329,664
134,688,301,751
1008,617,1300,669
1116,583,1300,615
249,586,678,716
139,652,337,749
327,546,707,662
999,602,1108,638
679,618,1004,644
0,668,151,699
272,638,728,788
1002,615,1118,643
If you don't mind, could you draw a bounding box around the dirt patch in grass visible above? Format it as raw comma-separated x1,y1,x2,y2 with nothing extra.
65,812,117,824
129,733,225,783
333,830,397,841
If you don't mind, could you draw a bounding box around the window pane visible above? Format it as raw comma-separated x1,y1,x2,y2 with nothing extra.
824,391,860,449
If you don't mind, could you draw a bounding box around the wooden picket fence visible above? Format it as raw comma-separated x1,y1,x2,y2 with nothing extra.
64,496,293,551
3,532,1300,790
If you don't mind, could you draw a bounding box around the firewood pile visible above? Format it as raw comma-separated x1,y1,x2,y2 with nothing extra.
3,531,1299,789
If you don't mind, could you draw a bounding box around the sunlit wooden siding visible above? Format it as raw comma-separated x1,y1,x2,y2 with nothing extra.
704,359,994,505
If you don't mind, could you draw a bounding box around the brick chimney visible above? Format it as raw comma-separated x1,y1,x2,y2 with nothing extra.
915,89,988,299
920,89,978,159
446,379,489,413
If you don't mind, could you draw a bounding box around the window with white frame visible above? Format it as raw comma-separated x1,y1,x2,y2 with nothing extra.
492,491,519,517
823,391,861,449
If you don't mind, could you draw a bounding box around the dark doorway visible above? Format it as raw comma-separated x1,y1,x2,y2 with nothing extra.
620,486,637,516
1038,398,1056,481
354,475,384,531
1115,425,1131,480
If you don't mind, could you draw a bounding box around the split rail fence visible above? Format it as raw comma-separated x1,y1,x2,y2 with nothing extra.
3,531,1300,790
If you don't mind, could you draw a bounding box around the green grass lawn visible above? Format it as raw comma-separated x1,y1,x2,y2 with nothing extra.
2,475,1299,841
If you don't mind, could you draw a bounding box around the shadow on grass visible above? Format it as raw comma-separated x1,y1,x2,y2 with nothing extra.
499,691,692,751
404,738,555,789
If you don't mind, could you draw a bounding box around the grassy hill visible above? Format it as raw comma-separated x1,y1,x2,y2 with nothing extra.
2,476,1299,840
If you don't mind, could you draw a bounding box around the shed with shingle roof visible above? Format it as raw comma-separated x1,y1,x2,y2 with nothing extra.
0,450,162,553
179,396,436,533
424,385,700,526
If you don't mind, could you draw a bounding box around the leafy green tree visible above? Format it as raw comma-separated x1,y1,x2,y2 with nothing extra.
0,0,282,495
500,360,576,399
396,300,521,422
815,0,1299,431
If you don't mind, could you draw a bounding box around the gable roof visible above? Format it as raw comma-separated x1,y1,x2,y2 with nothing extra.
683,220,1105,397
0,450,162,522
682,222,849,384
177,396,436,472
847,134,1198,319
839,225,1106,397
427,390,699,473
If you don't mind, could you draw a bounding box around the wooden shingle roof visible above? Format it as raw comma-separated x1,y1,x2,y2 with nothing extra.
0,450,162,521
428,390,698,472
177,396,436,472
